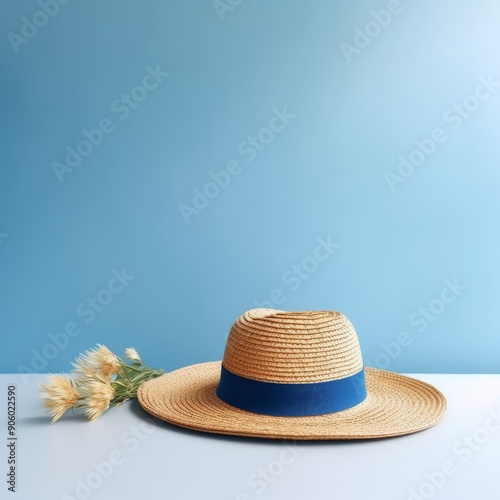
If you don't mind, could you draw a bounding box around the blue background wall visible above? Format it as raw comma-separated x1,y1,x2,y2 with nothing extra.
1,0,499,375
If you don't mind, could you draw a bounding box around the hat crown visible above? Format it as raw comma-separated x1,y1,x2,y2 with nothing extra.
222,308,363,383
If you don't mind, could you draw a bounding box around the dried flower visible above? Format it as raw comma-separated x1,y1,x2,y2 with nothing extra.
39,375,80,423
72,344,122,379
124,347,142,364
39,344,163,423
78,376,115,422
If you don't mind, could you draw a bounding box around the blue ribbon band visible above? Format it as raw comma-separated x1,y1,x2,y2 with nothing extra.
216,365,367,417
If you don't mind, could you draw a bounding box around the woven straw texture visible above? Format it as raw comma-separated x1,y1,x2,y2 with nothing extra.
137,309,447,439
138,363,446,439
223,309,363,382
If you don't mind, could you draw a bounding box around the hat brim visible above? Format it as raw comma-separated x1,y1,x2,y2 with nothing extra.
137,362,446,440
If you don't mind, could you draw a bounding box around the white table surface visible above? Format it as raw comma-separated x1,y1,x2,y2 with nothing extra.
2,373,500,500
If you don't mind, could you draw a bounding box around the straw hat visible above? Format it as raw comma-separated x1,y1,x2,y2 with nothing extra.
138,308,446,440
